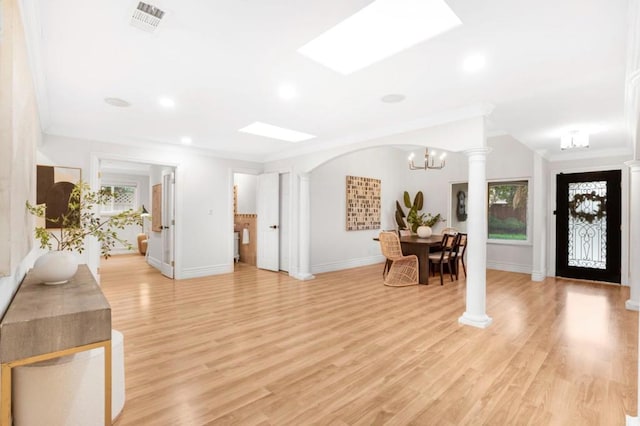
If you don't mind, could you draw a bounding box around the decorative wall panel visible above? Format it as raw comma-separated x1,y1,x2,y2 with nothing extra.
345,176,381,231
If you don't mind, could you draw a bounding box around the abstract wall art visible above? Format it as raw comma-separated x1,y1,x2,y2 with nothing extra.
345,175,381,231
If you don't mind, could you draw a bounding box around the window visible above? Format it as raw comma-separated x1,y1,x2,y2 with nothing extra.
101,184,137,213
488,180,529,241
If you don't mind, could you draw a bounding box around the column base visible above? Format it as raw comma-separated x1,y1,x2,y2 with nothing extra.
531,271,545,282
458,312,493,328
626,415,640,426
625,299,640,311
295,273,315,281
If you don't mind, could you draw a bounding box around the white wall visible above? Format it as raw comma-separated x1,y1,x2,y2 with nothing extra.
310,147,404,273
306,135,540,275
38,134,263,279
234,173,257,214
0,0,40,316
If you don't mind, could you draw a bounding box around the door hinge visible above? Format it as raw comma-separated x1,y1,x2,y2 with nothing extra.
171,261,175,267
98,171,102,179
171,219,175,225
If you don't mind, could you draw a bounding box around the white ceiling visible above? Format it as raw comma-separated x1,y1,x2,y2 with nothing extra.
25,0,632,162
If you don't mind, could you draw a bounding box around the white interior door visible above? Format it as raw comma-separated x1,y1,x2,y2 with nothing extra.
161,172,175,278
279,173,290,272
257,172,279,271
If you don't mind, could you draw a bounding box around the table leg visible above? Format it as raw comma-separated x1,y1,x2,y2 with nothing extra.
104,340,112,425
1,363,12,426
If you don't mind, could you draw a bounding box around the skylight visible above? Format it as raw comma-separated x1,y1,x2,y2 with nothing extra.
297,0,462,75
238,122,316,143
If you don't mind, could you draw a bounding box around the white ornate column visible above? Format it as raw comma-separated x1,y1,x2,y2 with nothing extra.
459,148,492,328
297,172,315,281
626,161,640,311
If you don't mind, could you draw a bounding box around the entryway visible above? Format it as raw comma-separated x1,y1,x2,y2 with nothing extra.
555,170,622,283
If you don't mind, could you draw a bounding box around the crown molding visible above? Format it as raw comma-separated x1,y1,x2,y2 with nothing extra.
43,130,266,164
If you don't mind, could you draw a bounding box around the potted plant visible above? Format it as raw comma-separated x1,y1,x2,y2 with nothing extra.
395,191,445,237
26,181,142,284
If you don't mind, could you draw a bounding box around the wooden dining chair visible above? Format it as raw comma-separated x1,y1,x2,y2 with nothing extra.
453,233,467,279
441,227,458,235
378,232,419,287
427,233,460,285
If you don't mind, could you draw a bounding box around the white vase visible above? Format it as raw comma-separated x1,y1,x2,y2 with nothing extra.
32,251,79,285
417,225,432,238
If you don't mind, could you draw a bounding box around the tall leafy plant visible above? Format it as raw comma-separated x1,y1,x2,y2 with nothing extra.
395,190,444,232
26,181,142,258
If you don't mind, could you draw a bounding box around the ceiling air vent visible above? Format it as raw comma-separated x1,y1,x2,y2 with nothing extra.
130,2,165,33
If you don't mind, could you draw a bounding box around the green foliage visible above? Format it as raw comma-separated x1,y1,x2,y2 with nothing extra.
488,216,526,236
395,191,444,232
26,181,142,259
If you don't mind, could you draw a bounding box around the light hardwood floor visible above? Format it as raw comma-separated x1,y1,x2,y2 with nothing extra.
100,255,637,425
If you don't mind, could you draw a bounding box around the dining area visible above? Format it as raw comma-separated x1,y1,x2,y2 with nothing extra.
376,230,467,287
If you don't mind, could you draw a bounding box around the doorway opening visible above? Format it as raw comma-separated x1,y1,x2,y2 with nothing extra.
232,171,290,273
97,159,176,280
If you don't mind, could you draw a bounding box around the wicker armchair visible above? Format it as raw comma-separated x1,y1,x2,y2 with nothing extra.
378,232,419,287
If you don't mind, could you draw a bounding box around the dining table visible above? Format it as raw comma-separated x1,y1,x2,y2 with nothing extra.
398,235,443,284
374,234,443,284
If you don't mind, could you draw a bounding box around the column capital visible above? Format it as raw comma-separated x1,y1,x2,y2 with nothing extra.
625,160,640,171
299,172,311,181
463,147,492,158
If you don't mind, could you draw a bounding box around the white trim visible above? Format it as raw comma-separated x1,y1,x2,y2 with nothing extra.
486,261,531,274
181,264,234,279
626,299,640,311
312,255,385,274
531,271,546,281
625,415,640,426
147,255,162,270
458,312,493,328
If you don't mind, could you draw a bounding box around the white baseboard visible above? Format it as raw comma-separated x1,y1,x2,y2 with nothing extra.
147,256,161,270
486,260,531,275
181,264,233,279
312,255,385,274
625,299,640,311
626,415,640,426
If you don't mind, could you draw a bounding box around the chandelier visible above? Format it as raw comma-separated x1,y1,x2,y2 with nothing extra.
560,130,589,150
408,148,446,170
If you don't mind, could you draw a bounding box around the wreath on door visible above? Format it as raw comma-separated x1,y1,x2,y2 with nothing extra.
567,191,606,224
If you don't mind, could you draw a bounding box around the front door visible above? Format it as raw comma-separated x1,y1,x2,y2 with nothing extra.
555,170,621,283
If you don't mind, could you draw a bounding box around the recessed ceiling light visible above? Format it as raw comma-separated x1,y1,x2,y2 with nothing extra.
158,97,175,108
297,0,462,75
278,84,298,100
381,94,406,103
462,54,486,73
104,97,131,107
238,122,316,143
180,136,192,145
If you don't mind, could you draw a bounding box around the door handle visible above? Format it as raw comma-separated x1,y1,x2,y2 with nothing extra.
269,225,278,229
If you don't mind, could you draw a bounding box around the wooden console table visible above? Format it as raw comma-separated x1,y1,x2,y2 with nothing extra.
0,265,112,425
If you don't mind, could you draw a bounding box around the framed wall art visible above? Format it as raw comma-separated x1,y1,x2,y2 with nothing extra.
345,175,381,231
36,165,81,229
